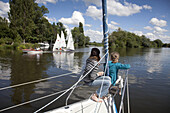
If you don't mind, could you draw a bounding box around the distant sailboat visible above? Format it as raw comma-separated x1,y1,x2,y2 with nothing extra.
53,34,62,51
53,30,74,52
65,32,75,51
60,31,66,48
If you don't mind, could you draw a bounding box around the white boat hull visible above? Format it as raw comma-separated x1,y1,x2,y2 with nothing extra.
46,97,117,113
27,51,43,54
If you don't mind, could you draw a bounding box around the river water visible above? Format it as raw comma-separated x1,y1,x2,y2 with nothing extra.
0,47,169,113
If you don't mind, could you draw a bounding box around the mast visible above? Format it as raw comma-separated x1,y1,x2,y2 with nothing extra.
102,0,109,76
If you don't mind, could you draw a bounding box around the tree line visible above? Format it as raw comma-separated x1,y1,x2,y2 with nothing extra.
0,0,90,49
108,28,169,48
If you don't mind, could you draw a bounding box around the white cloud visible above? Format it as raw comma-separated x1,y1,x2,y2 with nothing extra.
108,1,143,16
85,29,103,42
143,5,152,10
158,35,170,43
84,0,151,18
144,26,153,30
145,33,155,40
59,11,85,26
36,0,58,4
0,1,9,19
145,33,170,43
133,31,143,36
110,21,119,25
85,6,102,20
149,18,167,27
44,16,57,23
153,26,168,34
108,23,118,30
85,24,92,27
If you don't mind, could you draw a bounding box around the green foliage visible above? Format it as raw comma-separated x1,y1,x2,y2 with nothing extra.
153,39,163,47
89,42,103,46
163,43,170,47
12,42,20,50
0,37,13,45
71,22,90,47
108,29,164,48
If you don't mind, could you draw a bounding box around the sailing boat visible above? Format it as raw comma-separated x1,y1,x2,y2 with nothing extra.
53,31,74,52
64,31,75,51
53,34,62,51
61,31,67,48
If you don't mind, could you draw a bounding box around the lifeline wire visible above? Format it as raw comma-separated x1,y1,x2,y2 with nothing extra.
0,72,74,91
34,52,108,113
119,70,129,113
126,70,130,113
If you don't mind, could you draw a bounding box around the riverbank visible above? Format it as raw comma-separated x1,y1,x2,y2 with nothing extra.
0,43,40,51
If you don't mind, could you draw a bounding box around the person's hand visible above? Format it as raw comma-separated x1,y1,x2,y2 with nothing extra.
97,72,104,76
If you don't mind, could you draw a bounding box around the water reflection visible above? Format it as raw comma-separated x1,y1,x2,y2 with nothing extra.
53,52,80,73
10,53,47,105
144,48,162,73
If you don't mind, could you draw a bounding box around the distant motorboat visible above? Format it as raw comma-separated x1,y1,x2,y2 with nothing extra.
22,48,43,54
27,50,43,54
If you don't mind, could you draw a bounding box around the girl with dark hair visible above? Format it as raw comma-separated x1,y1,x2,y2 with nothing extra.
83,48,111,102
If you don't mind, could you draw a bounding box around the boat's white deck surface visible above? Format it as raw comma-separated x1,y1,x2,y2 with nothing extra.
45,98,114,113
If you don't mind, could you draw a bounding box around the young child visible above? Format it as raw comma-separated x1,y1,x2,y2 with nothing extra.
109,52,131,95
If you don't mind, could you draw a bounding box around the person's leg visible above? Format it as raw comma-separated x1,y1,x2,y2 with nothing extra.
91,76,111,98
118,78,123,95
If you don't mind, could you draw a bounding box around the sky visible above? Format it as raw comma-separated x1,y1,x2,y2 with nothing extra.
0,0,170,43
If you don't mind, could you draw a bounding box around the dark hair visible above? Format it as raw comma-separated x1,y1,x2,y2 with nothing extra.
89,48,100,61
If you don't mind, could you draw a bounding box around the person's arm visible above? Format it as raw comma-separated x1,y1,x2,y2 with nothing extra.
117,63,131,69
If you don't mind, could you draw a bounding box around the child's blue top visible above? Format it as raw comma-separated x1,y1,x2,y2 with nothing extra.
108,61,131,85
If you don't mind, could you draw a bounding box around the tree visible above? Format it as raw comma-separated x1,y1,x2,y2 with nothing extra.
108,29,162,48
71,22,90,47
8,0,49,43
56,22,67,38
0,17,10,39
8,0,36,42
79,22,84,34
154,39,163,47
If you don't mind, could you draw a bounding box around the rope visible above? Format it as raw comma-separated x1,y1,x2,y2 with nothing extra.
65,73,84,106
0,72,74,91
34,52,108,113
0,89,67,112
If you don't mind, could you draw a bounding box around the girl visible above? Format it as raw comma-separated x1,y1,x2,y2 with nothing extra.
83,48,111,102
109,52,131,95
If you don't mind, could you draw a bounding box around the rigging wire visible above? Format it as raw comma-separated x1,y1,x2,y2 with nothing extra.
0,72,74,91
